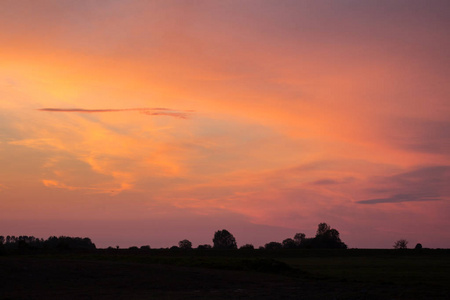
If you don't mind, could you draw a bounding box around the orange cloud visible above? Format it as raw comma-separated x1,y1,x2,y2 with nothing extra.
41,179,132,195
38,107,193,119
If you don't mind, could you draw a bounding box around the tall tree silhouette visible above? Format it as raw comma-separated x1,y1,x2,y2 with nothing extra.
213,230,237,249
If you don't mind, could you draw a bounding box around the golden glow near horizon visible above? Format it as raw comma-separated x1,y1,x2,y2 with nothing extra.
1,1,450,248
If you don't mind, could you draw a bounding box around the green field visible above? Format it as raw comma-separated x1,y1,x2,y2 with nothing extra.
0,249,449,299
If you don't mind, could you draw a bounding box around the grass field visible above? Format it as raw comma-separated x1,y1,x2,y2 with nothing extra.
0,249,449,299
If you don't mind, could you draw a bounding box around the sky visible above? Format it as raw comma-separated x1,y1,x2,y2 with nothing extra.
1,0,449,249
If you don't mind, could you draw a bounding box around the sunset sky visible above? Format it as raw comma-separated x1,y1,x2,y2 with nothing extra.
1,0,449,248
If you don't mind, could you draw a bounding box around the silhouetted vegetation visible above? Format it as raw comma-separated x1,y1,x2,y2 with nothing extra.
1,222,350,257
294,232,306,246
197,244,212,250
239,244,254,250
212,229,237,249
140,245,151,251
2,223,448,299
309,224,348,249
394,239,408,249
0,235,95,254
264,223,347,250
282,238,296,249
265,241,283,250
178,239,192,250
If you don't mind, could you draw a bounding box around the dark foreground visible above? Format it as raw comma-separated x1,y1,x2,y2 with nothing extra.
0,249,449,299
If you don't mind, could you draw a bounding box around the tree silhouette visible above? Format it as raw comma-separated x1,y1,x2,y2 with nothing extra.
265,241,282,250
393,239,408,249
414,243,423,250
197,244,212,250
316,223,331,236
140,245,151,251
178,239,192,250
293,233,305,247
282,238,296,249
44,236,96,251
239,244,254,250
0,235,98,254
213,230,237,249
313,223,347,249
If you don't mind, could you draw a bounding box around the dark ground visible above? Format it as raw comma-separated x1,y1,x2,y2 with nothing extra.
0,249,449,299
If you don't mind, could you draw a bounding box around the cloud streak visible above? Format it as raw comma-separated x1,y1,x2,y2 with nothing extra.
38,108,193,119
42,179,131,195
357,193,441,204
311,177,356,185
386,119,450,155
357,166,450,204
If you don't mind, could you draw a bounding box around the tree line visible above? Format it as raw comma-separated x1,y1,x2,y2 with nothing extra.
122,222,348,251
0,235,96,254
208,222,347,250
2,223,423,253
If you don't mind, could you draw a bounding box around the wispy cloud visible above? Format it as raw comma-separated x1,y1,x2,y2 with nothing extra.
42,179,132,195
311,177,356,185
357,166,450,204
311,179,340,185
387,119,450,155
357,193,441,204
141,111,190,119
38,108,193,119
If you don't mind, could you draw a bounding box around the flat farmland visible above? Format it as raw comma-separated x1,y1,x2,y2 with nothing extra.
0,249,448,299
